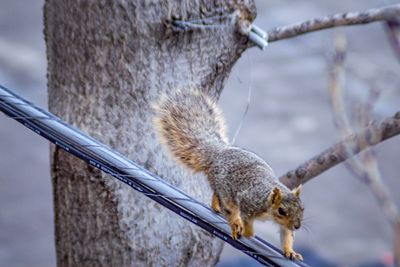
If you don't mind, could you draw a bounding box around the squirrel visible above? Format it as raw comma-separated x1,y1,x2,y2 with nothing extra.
153,89,304,261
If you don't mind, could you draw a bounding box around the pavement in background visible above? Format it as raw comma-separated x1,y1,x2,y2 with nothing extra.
0,0,399,266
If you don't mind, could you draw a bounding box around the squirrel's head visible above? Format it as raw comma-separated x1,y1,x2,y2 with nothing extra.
268,185,304,231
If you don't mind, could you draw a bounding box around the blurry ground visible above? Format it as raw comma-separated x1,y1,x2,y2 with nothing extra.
0,1,399,266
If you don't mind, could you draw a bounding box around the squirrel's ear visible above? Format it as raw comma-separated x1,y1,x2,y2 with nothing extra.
292,185,302,197
270,187,282,208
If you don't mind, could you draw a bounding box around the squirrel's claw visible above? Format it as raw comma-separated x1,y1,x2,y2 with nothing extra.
230,217,243,240
283,249,303,261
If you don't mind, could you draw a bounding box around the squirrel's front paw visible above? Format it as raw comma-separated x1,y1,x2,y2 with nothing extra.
229,217,243,240
283,248,303,261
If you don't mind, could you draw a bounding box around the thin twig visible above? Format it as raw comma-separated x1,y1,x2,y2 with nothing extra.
231,54,253,145
279,113,400,189
266,4,400,43
385,18,400,61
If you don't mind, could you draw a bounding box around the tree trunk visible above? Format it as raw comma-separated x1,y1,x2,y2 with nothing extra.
44,0,255,266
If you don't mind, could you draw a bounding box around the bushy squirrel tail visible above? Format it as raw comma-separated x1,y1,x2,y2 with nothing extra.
153,90,228,173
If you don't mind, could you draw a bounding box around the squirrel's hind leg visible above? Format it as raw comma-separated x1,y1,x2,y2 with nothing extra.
222,200,243,240
211,193,222,213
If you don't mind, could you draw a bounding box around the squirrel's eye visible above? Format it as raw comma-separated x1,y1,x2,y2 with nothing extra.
278,207,287,216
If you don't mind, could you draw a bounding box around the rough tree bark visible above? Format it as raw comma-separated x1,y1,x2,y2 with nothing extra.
44,0,255,266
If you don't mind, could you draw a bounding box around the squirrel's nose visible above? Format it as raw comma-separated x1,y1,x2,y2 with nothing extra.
294,223,301,230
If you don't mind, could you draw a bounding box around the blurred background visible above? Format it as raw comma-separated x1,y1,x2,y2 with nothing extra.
0,0,399,266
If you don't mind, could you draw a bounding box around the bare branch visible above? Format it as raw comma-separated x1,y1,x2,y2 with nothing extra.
266,4,400,43
279,113,400,189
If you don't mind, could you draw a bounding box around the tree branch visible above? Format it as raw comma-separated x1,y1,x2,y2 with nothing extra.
279,113,400,189
266,4,400,43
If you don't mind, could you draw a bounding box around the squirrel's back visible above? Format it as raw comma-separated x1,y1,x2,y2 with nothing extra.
153,90,228,172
